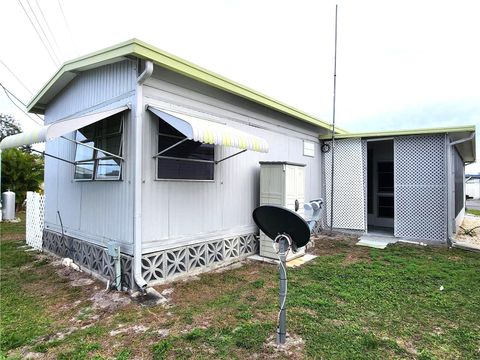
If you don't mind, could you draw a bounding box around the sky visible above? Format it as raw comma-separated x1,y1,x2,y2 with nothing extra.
1,0,479,170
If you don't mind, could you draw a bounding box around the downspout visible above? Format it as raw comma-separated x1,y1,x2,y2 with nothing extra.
133,60,153,291
446,135,453,247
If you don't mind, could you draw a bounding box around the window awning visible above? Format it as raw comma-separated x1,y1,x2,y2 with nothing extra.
0,105,129,150
148,106,269,153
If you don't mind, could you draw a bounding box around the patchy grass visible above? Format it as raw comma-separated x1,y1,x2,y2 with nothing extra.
1,221,479,359
466,208,480,216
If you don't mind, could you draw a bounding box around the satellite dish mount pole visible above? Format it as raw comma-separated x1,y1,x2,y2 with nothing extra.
276,234,290,345
252,205,310,347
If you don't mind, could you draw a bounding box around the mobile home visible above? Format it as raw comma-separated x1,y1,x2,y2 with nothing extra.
0,39,475,290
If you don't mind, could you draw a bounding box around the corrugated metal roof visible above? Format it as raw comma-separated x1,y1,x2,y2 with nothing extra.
318,125,475,140
319,125,476,163
27,39,345,134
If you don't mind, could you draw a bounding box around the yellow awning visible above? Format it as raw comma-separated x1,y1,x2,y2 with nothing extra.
0,105,129,150
148,106,269,153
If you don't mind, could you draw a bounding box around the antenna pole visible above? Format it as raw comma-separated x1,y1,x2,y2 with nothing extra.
276,235,288,345
329,4,338,234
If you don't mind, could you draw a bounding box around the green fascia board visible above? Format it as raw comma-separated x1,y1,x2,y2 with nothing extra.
28,39,347,134
318,125,476,140
27,41,137,113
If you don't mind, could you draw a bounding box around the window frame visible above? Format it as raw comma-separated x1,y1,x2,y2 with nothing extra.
154,127,215,182
73,161,95,181
73,114,124,182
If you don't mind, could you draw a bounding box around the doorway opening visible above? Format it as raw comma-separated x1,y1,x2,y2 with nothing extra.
367,139,394,236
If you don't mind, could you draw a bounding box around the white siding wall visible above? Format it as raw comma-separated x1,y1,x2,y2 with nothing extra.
466,180,480,199
141,67,325,252
45,60,136,124
42,60,327,255
43,60,137,254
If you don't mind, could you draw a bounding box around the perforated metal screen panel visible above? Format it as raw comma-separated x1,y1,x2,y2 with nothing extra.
394,135,447,242
323,138,367,230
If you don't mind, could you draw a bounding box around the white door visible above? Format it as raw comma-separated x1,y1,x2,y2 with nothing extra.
394,135,447,241
285,165,305,217
323,138,367,231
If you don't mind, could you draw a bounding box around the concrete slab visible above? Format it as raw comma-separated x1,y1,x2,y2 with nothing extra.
357,236,398,249
248,253,318,268
453,241,480,252
286,254,317,268
248,254,278,264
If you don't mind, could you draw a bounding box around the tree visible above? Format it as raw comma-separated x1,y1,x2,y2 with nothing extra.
1,149,44,210
0,113,21,140
1,114,44,209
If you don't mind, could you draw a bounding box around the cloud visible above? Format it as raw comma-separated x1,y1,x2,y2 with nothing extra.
345,98,480,133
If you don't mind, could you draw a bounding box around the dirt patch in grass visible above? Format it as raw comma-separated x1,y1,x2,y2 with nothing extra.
341,252,372,266
3,233,26,241
455,215,480,246
308,232,360,256
165,262,274,304
2,220,480,359
308,232,372,265
149,261,279,334
264,333,305,359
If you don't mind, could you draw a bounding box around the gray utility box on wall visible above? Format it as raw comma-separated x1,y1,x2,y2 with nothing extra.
259,162,306,260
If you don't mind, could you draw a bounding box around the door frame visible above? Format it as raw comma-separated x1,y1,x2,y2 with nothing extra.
366,138,395,232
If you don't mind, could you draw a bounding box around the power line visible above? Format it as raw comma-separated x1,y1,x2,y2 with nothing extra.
0,59,33,95
34,0,64,61
0,83,36,110
0,82,44,126
57,0,78,56
25,0,61,64
17,0,60,66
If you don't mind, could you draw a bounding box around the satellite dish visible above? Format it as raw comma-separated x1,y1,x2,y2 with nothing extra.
253,205,310,251
252,205,311,345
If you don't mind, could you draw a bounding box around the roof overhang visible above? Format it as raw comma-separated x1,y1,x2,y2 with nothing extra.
319,125,476,163
27,39,346,135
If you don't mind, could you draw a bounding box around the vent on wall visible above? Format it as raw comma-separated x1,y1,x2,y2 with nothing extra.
303,140,315,157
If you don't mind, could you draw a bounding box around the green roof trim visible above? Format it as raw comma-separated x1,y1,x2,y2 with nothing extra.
319,124,476,163
318,125,475,140
28,39,346,134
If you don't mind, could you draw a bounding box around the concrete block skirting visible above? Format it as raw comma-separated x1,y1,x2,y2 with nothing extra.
43,230,259,290
42,230,134,289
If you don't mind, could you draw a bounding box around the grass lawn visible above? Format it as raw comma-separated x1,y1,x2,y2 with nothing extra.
1,215,479,359
466,208,480,216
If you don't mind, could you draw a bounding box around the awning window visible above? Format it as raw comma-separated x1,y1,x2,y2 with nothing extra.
148,106,269,154
73,112,124,181
0,105,129,150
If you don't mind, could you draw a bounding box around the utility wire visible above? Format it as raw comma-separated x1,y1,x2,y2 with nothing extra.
0,59,33,95
25,0,61,64
34,0,64,61
0,83,44,126
17,0,59,66
57,0,78,56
